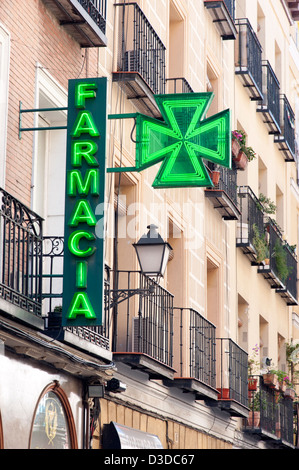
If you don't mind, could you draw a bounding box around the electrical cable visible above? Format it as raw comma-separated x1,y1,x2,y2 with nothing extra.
0,318,115,370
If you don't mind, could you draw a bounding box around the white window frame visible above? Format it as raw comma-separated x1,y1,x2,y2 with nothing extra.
0,23,10,187
32,64,67,234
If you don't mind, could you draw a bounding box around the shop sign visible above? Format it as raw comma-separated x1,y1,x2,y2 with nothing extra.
62,78,107,327
109,93,231,188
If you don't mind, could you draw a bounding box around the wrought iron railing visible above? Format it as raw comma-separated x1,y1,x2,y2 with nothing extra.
78,0,107,34
42,236,111,350
0,188,43,316
174,308,216,388
274,94,296,158
216,338,248,408
257,61,281,133
276,240,298,303
260,219,284,285
261,220,296,286
244,375,296,446
237,186,265,259
115,2,166,94
112,270,173,367
218,165,238,206
166,78,194,94
235,18,263,100
223,0,235,19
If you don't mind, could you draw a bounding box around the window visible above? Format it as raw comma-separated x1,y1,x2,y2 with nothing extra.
238,294,249,352
168,1,185,80
276,185,284,232
258,156,268,195
0,23,10,187
30,383,77,449
0,411,3,449
207,256,221,330
206,61,220,117
167,218,185,306
32,66,67,236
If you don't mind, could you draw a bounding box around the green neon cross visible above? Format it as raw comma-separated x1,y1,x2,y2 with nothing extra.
110,93,231,188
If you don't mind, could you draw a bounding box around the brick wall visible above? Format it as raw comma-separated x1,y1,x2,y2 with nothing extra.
0,0,99,205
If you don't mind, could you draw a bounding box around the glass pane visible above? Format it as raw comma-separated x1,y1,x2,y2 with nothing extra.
30,391,71,449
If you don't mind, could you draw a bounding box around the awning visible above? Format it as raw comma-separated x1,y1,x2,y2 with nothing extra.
102,422,164,449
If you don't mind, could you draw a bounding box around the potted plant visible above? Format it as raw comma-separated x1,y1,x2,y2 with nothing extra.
271,369,289,393
273,239,291,285
262,370,279,389
232,130,242,158
247,391,263,428
285,341,299,400
231,130,256,170
252,224,269,264
248,344,261,392
258,193,276,215
211,167,220,186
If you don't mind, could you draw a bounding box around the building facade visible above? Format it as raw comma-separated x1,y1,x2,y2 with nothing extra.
0,0,299,450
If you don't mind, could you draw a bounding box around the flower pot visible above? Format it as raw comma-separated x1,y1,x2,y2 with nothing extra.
279,381,286,393
263,373,278,388
232,139,241,158
285,388,295,400
248,377,258,391
247,411,260,428
233,150,248,170
217,388,230,399
275,390,281,403
211,170,220,186
276,423,281,439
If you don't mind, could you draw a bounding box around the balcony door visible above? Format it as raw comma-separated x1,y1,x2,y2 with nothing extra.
32,68,67,237
168,1,185,81
206,256,221,331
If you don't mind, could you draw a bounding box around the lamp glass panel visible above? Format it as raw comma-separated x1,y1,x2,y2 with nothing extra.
136,244,165,274
160,245,171,276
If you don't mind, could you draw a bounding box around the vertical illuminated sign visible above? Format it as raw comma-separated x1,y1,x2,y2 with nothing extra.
62,78,107,327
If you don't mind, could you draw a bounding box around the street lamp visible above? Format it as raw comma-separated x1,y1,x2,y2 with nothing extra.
109,225,172,308
133,224,172,279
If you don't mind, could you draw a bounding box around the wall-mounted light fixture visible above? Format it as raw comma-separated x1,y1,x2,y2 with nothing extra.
87,384,105,398
106,378,127,393
110,225,172,308
133,224,172,279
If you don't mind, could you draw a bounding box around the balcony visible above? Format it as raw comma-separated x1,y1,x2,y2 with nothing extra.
166,78,194,94
205,164,241,220
111,270,175,380
0,188,43,327
274,95,296,162
237,186,265,263
244,375,296,448
256,61,281,135
0,188,112,361
276,241,298,305
257,219,298,305
163,308,219,402
163,310,249,416
287,1,299,20
234,18,263,101
204,0,237,40
113,2,165,119
42,0,107,47
216,338,249,417
43,237,112,358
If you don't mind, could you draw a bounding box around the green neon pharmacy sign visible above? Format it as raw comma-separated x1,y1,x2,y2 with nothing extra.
62,81,231,326
62,78,107,327
109,92,231,187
